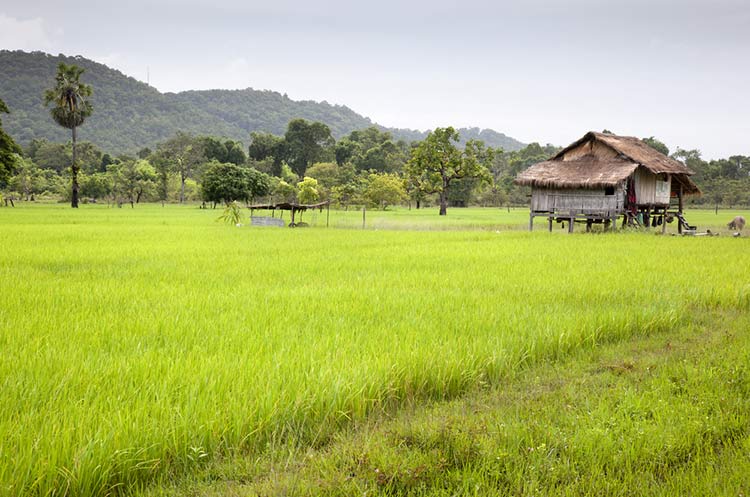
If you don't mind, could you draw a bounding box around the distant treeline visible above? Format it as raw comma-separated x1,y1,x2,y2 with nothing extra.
2,116,748,210
642,136,750,207
0,113,557,210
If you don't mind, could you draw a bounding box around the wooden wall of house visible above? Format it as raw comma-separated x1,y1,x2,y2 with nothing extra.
531,185,625,215
633,167,670,205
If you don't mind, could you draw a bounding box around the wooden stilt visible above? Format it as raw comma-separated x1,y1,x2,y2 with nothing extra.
678,185,684,235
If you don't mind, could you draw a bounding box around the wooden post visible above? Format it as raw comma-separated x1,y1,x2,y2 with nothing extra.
661,207,667,235
326,203,330,228
362,206,366,229
586,219,593,232
678,185,684,234
548,215,553,232
529,212,534,231
568,216,574,233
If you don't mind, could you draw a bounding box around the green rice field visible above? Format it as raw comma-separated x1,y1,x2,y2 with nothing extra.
1,204,749,496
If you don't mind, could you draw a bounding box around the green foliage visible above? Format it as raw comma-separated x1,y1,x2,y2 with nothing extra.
79,172,111,200
340,127,410,173
152,132,206,203
670,148,750,207
279,163,299,185
43,62,93,207
488,142,560,206
296,176,320,204
199,137,247,166
406,127,494,215
305,162,343,189
283,119,334,177
272,179,297,202
8,156,45,199
248,132,284,162
202,161,270,205
43,63,93,130
331,182,363,209
642,136,670,156
0,96,22,187
364,173,407,209
217,200,244,225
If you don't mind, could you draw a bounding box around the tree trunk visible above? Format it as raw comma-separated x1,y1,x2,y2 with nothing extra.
71,125,79,208
180,171,186,204
438,191,447,216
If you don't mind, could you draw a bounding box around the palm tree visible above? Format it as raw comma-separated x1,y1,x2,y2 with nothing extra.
44,63,93,208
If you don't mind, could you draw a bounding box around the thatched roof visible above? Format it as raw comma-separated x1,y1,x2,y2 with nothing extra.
517,156,638,189
515,131,700,194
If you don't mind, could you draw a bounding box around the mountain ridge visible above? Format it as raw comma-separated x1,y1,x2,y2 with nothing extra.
0,50,526,154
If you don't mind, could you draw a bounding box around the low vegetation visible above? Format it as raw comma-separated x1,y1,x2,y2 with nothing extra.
147,309,750,496
1,205,748,496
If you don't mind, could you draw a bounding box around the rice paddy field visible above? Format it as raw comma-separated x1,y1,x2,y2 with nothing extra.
1,204,749,496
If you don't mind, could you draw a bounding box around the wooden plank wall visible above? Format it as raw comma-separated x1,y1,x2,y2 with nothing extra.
634,167,670,205
531,186,624,216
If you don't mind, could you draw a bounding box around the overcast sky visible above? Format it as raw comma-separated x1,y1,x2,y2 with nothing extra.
2,0,748,158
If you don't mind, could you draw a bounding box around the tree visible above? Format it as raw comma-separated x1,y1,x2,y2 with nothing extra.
248,132,284,174
153,132,205,203
306,162,343,189
296,176,320,204
9,157,44,200
642,136,669,156
339,127,410,173
43,63,93,208
364,173,406,209
224,140,247,166
283,119,334,177
0,97,22,188
405,127,494,215
201,161,270,205
27,141,70,173
273,179,297,203
80,172,111,201
106,158,157,207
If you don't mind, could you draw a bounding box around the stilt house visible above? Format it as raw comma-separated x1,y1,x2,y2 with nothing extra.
515,131,700,232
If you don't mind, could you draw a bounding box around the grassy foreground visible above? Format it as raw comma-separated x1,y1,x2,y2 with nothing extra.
0,204,748,496
146,310,750,496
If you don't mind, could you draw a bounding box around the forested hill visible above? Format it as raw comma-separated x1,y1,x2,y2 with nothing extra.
0,50,525,154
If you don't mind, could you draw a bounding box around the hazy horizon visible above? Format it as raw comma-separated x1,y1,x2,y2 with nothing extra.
2,0,748,159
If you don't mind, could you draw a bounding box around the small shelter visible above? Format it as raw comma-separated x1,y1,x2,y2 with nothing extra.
515,131,700,233
248,200,331,227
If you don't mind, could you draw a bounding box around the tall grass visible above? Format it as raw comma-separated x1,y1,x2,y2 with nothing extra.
0,204,748,496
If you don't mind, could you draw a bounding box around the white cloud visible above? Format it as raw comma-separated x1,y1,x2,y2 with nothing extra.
0,13,55,50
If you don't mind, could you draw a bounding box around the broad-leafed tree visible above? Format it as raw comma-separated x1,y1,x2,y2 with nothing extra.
405,127,493,216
